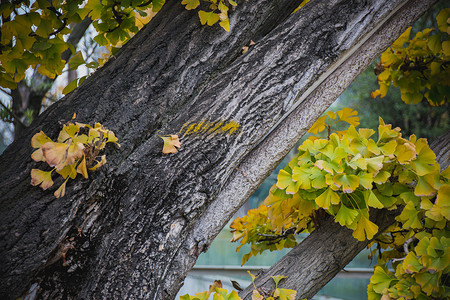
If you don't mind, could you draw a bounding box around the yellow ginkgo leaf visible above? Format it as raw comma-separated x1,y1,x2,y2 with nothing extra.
161,135,181,154
198,10,220,26
31,131,53,148
353,215,379,241
315,187,340,209
181,0,200,10
30,169,54,190
57,123,80,143
337,107,360,127
77,156,88,179
54,181,67,198
308,115,327,134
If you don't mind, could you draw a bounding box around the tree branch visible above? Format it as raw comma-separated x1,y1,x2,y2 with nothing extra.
0,100,26,128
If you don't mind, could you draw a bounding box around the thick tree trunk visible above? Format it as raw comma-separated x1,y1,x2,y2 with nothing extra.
0,0,436,299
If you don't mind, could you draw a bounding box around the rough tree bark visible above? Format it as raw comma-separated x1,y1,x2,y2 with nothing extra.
0,0,437,299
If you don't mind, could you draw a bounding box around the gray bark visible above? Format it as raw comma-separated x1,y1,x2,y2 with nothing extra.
0,0,437,299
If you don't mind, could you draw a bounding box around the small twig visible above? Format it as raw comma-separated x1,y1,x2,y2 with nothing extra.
392,237,416,263
0,87,11,96
0,101,26,127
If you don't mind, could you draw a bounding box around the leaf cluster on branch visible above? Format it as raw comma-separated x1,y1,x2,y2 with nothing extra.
372,8,450,106
230,107,449,299
30,114,120,198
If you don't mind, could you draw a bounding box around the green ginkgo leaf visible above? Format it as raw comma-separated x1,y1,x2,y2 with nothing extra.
333,174,359,193
276,169,293,190
366,190,384,209
335,204,359,226
370,266,396,294
396,201,422,229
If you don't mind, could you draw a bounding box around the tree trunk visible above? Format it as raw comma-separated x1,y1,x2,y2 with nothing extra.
0,0,436,299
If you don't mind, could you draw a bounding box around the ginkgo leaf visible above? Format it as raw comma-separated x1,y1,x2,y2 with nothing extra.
161,135,181,154
395,142,416,164
414,175,437,197
57,163,77,180
252,290,263,300
219,19,230,32
373,170,391,184
358,128,375,139
348,154,367,170
30,169,54,190
31,131,53,148
352,215,379,241
426,184,450,221
292,167,311,189
402,252,423,274
68,51,85,70
57,123,80,142
358,172,373,189
314,160,335,175
335,204,359,226
54,181,67,198
380,140,397,157
273,288,297,300
271,275,287,286
366,190,384,208
396,201,422,229
31,131,53,162
333,174,359,193
285,180,301,195
337,107,360,127
366,156,384,174
181,0,200,10
276,169,292,190
393,27,412,48
370,266,395,294
315,187,340,209
42,142,69,168
63,142,85,168
77,156,88,179
198,10,220,26
308,115,327,134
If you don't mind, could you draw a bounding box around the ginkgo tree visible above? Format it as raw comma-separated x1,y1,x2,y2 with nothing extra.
0,0,445,299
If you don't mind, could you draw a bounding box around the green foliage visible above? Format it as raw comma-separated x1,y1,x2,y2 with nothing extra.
30,114,119,198
372,8,450,105
0,0,240,91
230,108,449,299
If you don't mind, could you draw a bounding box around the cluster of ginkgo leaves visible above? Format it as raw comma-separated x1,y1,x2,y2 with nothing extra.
230,108,449,299
371,8,450,105
180,273,298,300
30,114,119,198
0,0,242,91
